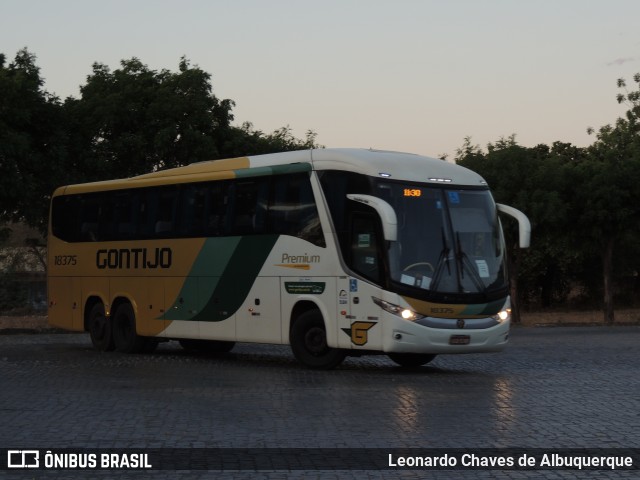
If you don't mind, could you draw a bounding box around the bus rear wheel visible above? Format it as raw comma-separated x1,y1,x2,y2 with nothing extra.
88,303,114,352
387,352,437,368
112,303,147,354
290,310,345,369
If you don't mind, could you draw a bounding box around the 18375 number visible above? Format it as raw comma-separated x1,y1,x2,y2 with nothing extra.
54,255,77,266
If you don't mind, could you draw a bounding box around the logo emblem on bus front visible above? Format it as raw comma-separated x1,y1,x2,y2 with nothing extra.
341,321,376,346
456,319,465,329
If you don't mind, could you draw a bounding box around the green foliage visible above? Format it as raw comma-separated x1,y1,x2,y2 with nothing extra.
0,49,67,234
457,138,583,310
64,56,234,180
63,56,323,183
220,122,322,158
0,49,320,233
3,47,640,317
457,73,640,318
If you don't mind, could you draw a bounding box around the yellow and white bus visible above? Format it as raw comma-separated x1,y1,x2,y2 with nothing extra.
48,148,530,368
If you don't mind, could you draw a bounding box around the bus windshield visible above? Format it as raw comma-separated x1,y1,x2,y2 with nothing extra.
374,181,508,296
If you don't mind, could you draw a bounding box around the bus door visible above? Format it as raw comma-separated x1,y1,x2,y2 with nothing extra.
336,211,384,350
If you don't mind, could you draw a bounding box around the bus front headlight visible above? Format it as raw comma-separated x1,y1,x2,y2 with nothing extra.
372,297,424,321
492,309,511,323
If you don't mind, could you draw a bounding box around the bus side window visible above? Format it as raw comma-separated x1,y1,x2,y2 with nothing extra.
270,173,325,247
98,195,117,241
349,213,382,284
114,191,135,240
153,188,179,237
229,179,269,236
206,182,229,237
178,183,207,237
136,189,152,239
79,194,100,242
52,195,81,242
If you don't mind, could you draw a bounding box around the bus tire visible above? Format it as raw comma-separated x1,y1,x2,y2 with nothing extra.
290,310,345,369
88,302,114,352
179,339,235,353
387,352,437,368
112,303,147,354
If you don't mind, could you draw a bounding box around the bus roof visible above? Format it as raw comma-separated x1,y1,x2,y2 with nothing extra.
55,148,487,196
310,148,487,186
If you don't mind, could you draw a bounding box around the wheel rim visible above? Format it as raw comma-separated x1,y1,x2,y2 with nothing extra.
304,326,327,356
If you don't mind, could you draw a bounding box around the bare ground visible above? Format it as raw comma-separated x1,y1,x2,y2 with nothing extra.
1,309,639,334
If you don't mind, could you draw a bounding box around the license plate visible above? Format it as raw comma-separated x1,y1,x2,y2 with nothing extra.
449,335,470,345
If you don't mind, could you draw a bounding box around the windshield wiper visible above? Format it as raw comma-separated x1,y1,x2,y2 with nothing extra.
455,232,484,292
429,228,451,291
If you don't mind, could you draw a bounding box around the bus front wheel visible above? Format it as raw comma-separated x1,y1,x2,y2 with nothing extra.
290,310,345,369
112,303,147,354
387,352,437,368
88,303,114,352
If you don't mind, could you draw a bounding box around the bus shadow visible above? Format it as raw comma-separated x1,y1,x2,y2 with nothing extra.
150,342,478,376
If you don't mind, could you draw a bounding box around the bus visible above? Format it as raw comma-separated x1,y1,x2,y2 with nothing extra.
48,148,530,369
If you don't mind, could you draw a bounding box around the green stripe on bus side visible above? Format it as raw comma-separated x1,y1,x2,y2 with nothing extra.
192,234,279,322
164,235,279,322
233,162,311,178
163,237,241,321
189,237,241,277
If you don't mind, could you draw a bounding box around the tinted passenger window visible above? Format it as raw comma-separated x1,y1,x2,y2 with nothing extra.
51,172,325,246
270,174,325,247
178,184,207,237
229,179,269,235
206,182,229,236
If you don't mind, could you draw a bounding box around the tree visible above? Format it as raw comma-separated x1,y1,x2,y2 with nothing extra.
456,73,640,323
220,122,321,158
456,138,581,320
64,57,236,181
456,138,536,322
0,50,322,233
0,49,66,234
63,56,322,184
581,73,640,323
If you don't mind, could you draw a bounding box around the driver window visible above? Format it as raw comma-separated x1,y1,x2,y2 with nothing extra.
349,214,382,284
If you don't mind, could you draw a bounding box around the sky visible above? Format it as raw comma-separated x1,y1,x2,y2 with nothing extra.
2,0,640,159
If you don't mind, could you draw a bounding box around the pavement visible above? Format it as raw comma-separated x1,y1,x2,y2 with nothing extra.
0,326,638,479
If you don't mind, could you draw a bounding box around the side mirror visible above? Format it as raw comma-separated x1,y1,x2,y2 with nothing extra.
346,194,397,241
497,203,531,248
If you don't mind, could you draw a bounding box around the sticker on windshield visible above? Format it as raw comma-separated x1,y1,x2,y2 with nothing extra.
358,234,371,247
448,191,460,204
475,259,490,278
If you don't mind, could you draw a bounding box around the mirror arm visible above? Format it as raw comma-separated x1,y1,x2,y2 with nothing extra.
346,194,397,241
497,203,531,248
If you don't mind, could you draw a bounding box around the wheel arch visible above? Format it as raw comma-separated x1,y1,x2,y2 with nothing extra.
111,295,136,318
288,299,337,347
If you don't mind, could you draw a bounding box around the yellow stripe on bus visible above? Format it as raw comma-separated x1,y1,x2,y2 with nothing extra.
274,263,311,270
